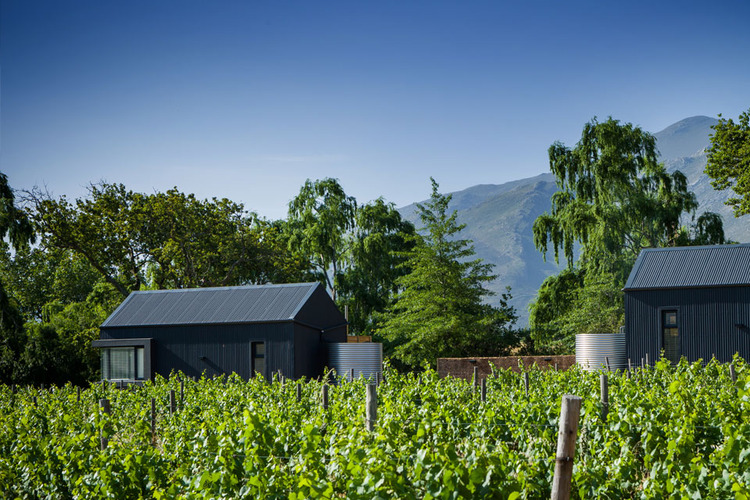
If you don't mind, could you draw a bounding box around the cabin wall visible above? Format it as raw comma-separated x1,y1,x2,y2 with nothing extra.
625,286,750,364
99,322,296,379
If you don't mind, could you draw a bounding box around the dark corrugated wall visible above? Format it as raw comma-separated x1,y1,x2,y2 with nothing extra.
100,323,297,379
626,286,750,364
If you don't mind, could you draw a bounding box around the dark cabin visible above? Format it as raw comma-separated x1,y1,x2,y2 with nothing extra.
624,244,750,364
93,282,347,381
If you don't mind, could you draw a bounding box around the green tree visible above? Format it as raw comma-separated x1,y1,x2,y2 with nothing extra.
26,183,308,297
337,198,415,333
705,108,750,217
533,117,700,276
0,173,35,383
287,178,357,299
530,117,724,349
287,179,416,332
0,246,101,321
377,178,516,369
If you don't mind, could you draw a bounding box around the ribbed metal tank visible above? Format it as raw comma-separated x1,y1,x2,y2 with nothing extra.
328,343,383,380
576,333,627,371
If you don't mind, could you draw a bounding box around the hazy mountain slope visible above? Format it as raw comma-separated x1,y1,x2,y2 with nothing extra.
399,115,748,327
655,116,749,243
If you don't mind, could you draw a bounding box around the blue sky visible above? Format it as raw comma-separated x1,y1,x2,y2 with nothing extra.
2,0,749,220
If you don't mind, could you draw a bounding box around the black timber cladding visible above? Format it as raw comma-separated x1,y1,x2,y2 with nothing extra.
98,283,347,380
624,244,750,364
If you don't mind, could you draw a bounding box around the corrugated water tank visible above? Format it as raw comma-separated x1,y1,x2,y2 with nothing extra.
576,333,627,371
328,343,383,380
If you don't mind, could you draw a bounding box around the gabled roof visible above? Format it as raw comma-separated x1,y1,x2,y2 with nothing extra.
101,282,327,328
624,244,750,291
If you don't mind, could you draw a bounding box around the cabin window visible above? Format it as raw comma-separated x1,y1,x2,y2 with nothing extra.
662,310,679,363
251,342,265,378
101,346,145,380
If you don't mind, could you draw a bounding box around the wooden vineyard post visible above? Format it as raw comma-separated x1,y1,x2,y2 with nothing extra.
627,359,632,380
730,362,737,383
524,372,530,398
480,378,487,403
605,357,611,372
77,386,81,403
321,385,329,410
169,390,176,416
100,398,111,450
600,374,609,421
150,397,157,446
473,366,479,392
180,379,185,410
645,353,649,368
296,384,302,403
365,384,377,432
349,368,354,383
551,395,582,500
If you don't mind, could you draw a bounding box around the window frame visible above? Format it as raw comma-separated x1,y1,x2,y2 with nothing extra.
93,338,153,381
251,341,266,379
659,307,681,364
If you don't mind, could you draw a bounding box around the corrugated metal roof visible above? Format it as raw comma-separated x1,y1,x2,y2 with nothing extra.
101,283,321,328
624,244,750,290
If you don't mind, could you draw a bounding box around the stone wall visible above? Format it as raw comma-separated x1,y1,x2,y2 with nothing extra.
436,355,576,380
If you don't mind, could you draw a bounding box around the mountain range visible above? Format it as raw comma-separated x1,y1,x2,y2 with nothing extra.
399,116,749,326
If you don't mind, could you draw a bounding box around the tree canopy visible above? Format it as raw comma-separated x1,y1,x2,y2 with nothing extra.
25,183,311,297
705,108,750,217
530,118,725,350
377,178,516,369
532,117,704,277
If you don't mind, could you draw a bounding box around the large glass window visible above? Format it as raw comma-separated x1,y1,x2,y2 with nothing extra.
251,342,265,378
662,310,680,363
101,346,145,380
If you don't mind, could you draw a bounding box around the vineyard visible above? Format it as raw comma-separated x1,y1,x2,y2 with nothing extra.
1,358,749,499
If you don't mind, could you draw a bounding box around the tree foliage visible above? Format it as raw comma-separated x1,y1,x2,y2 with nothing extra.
287,178,357,299
336,198,415,334
705,108,750,217
25,183,311,298
287,178,416,333
377,179,516,369
0,173,35,383
530,118,725,350
533,117,701,276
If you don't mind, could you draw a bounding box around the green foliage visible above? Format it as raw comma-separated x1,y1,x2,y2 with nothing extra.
0,246,100,321
0,173,35,383
1,359,749,498
27,183,309,298
287,179,416,333
287,178,357,298
533,117,700,272
337,198,416,334
529,268,624,353
377,179,516,369
706,108,750,217
530,118,725,348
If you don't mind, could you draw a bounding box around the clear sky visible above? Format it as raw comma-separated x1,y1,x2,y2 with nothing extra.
2,0,749,220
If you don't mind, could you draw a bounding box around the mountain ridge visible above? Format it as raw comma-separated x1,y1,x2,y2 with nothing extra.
398,115,748,326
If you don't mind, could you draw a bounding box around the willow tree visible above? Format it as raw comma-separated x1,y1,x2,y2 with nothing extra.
530,118,723,349
287,178,357,300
